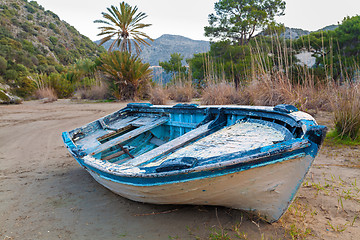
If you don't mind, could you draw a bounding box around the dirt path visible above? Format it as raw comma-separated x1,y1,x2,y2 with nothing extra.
0,100,359,239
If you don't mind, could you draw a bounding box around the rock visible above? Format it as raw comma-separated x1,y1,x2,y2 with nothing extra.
0,89,22,104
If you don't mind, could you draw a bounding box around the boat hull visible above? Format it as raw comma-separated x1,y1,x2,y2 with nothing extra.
86,152,313,222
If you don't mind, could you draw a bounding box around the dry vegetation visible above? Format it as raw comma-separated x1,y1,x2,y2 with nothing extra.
167,80,195,102
201,81,245,105
34,87,58,103
331,84,360,140
149,86,168,105
78,81,109,100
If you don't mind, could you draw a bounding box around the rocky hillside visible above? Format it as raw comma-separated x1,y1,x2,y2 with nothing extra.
280,27,311,39
96,34,210,66
0,0,104,73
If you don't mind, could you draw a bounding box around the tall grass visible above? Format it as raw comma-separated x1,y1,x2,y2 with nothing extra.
201,81,246,105
167,71,195,103
29,74,58,102
331,83,360,140
149,85,168,105
78,80,110,100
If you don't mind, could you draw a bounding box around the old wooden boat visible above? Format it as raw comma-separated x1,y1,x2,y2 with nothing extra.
62,103,326,222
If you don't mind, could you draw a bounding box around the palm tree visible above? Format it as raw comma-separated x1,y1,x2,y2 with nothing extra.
94,2,153,54
98,51,152,100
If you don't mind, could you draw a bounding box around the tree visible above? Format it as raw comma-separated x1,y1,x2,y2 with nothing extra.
205,0,286,45
159,53,187,77
94,2,153,54
335,16,360,57
98,51,152,100
188,41,253,88
294,15,360,81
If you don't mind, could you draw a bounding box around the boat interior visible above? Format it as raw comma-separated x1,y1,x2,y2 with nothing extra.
68,105,304,170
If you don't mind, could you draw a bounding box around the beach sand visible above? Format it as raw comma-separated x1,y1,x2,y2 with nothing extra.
0,100,359,239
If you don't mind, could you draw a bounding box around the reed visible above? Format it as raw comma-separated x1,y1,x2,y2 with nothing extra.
331,83,360,140
79,80,109,100
201,81,244,105
168,72,195,103
29,73,58,102
34,87,58,102
149,85,168,105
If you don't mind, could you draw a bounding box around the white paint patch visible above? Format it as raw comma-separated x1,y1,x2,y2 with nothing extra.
83,155,145,175
289,111,316,122
147,122,285,167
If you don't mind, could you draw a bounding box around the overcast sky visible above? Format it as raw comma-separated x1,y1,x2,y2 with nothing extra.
34,0,359,41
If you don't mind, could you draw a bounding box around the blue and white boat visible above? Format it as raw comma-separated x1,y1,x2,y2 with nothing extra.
62,103,326,222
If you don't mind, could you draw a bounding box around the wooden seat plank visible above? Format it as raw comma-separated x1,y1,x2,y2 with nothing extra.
90,117,169,155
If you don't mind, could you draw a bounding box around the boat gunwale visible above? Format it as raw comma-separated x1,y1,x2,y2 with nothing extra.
81,137,312,180
67,104,313,141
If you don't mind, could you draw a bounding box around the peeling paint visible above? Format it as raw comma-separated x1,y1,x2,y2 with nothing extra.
150,121,286,167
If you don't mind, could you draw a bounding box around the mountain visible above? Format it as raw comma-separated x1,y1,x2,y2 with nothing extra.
0,0,104,72
280,28,311,39
95,34,210,66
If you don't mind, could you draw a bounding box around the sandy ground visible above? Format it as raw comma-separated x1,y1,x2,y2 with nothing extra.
0,100,359,240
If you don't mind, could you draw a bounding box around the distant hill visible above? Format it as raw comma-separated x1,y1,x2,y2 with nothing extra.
316,24,338,32
262,25,339,40
95,34,210,66
280,28,311,39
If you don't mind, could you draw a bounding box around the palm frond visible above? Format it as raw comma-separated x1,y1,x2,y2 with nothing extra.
94,1,152,54
98,34,116,46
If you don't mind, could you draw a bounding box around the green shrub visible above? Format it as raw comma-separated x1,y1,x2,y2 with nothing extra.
26,14,34,20
39,22,47,28
22,40,37,54
12,76,36,98
25,5,36,14
48,22,60,34
49,36,58,46
0,56,7,74
48,73,74,98
45,10,60,20
11,3,20,10
21,21,35,35
29,1,44,10
5,69,18,81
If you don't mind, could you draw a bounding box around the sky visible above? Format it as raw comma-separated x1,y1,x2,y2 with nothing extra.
34,0,360,41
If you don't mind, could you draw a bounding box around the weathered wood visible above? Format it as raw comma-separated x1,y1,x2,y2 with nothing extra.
97,124,135,142
123,121,214,167
150,137,166,146
118,143,135,159
107,116,139,129
91,117,169,155
101,150,125,161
